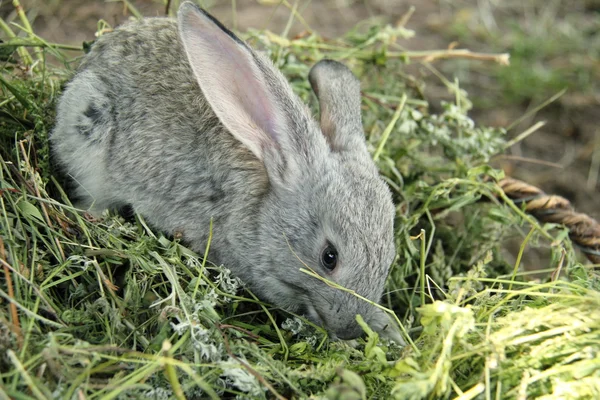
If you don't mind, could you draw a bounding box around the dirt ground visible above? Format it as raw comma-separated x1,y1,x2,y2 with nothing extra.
2,0,598,218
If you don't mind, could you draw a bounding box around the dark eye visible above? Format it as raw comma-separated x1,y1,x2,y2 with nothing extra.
320,244,338,271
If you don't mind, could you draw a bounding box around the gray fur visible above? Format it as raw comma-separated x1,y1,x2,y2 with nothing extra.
51,2,398,341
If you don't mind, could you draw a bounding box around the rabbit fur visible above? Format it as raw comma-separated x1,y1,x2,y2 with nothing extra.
51,1,400,342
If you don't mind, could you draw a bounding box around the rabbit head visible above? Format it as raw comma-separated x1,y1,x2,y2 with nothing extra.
178,3,397,340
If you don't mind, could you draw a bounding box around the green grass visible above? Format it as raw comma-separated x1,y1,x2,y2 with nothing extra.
445,0,600,106
1,1,599,399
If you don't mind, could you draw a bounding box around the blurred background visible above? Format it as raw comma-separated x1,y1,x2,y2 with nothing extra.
2,0,599,217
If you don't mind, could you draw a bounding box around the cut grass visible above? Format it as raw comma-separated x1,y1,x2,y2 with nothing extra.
1,1,599,399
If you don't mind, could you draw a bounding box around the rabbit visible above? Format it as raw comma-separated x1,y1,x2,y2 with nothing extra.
51,1,401,342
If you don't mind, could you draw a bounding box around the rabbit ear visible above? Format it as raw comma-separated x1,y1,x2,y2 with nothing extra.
309,60,366,153
177,2,291,168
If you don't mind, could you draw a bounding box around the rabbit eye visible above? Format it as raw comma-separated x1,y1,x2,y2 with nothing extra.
320,244,338,271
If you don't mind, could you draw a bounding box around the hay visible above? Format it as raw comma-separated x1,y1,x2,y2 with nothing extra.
1,2,599,399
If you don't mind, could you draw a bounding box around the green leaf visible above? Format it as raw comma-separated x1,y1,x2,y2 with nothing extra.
16,200,44,222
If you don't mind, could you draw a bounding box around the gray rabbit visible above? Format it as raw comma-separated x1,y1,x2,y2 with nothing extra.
51,2,400,342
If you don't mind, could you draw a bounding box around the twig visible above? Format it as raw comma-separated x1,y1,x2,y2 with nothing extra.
373,94,407,161
0,237,22,347
504,121,546,149
396,6,415,28
492,154,563,169
12,0,42,64
218,323,261,341
551,248,567,282
7,350,52,399
408,49,510,65
0,11,33,65
265,33,510,65
0,38,83,51
161,341,186,400
506,89,566,131
0,257,59,319
509,227,536,290
0,287,64,328
18,140,65,262
106,0,143,19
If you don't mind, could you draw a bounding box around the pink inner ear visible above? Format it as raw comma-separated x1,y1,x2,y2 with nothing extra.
178,7,284,161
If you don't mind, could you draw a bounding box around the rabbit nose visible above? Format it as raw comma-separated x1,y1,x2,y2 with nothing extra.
334,322,365,340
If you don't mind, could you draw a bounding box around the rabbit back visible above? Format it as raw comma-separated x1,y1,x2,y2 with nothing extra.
51,18,268,261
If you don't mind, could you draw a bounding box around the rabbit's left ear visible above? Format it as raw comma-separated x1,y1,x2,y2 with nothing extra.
178,2,314,185
309,60,368,153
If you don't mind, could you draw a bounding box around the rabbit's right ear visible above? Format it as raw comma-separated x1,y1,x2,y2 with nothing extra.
177,2,296,177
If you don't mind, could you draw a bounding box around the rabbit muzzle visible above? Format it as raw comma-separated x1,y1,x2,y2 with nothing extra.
303,291,380,340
